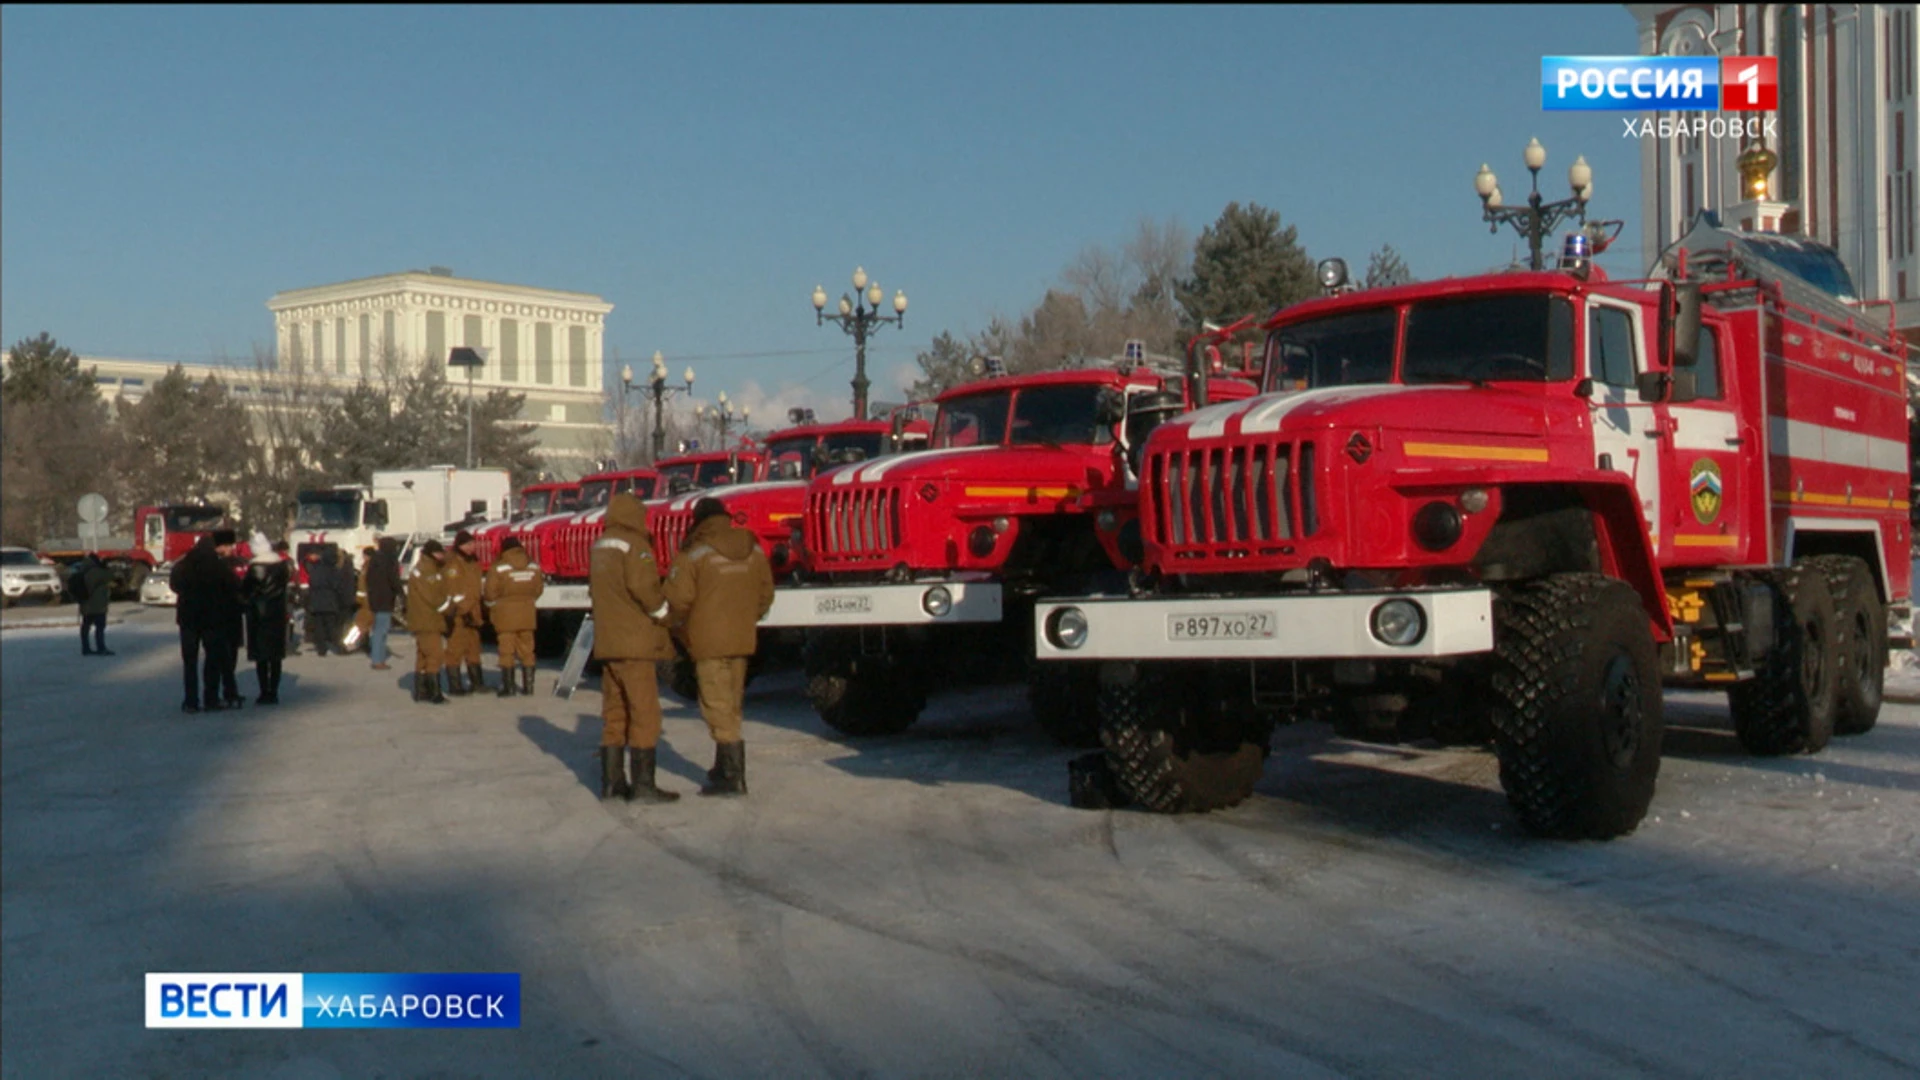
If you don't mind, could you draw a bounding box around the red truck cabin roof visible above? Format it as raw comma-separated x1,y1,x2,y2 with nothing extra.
574,468,661,507
930,369,1160,449
763,419,928,482
656,449,768,491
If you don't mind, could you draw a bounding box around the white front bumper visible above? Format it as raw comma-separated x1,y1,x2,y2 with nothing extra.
535,584,591,610
761,582,1003,628
1033,590,1494,660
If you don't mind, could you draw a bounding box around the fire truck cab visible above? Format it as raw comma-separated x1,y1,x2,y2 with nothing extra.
787,355,1257,743
1035,226,1909,839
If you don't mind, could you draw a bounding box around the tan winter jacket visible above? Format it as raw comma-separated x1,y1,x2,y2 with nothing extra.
589,493,675,661
483,547,545,634
444,549,485,629
663,514,774,660
404,554,452,633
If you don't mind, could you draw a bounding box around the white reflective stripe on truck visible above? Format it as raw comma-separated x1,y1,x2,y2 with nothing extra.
1033,590,1494,660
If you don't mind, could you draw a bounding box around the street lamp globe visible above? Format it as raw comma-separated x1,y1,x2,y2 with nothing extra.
852,266,868,291
893,290,908,314
1474,163,1498,199
683,366,696,386
717,390,728,409
812,285,827,311
1568,155,1592,194
621,363,634,388
839,295,853,317
1487,186,1504,209
1577,181,1593,204
866,283,883,308
651,351,668,383
1524,137,1547,171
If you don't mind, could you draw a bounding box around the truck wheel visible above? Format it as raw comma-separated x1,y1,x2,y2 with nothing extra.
1026,661,1103,747
1803,555,1884,736
1728,565,1838,755
1489,573,1663,840
1097,663,1266,814
808,664,921,736
121,563,149,600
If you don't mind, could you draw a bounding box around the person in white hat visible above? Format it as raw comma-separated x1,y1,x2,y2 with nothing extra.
239,531,292,704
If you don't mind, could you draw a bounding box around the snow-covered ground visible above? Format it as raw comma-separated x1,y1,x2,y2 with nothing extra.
4,604,1917,1078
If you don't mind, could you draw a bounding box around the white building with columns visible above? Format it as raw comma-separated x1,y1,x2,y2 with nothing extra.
1626,4,1920,345
266,268,615,476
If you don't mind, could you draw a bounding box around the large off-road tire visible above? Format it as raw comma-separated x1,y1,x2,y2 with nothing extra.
1489,573,1663,840
1728,565,1838,755
1026,661,1103,748
1096,663,1267,814
808,666,921,736
1804,554,1884,736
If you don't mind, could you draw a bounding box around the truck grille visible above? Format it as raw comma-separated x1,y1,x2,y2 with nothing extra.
1148,440,1318,548
806,486,902,560
651,508,694,566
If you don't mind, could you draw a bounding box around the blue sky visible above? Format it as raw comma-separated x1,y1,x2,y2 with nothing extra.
1,5,1644,421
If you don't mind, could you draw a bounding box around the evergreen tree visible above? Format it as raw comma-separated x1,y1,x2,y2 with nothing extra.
114,366,256,510
909,331,980,400
0,333,116,545
1176,202,1318,333
1364,244,1416,289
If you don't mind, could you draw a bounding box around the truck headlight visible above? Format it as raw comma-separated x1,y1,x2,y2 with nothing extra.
968,525,996,557
1046,607,1089,650
1369,598,1426,647
922,585,953,617
1096,509,1118,533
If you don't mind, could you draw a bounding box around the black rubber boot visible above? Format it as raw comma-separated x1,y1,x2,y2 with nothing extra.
446,666,469,696
497,669,516,698
467,662,487,695
626,747,681,804
598,747,631,801
519,665,536,696
427,671,448,705
412,676,426,703
698,742,747,797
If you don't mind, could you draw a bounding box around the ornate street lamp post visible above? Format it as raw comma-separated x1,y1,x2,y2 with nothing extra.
812,266,907,420
696,391,747,445
621,351,695,464
1474,138,1594,271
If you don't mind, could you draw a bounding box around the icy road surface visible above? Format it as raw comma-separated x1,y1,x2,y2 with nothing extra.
4,605,1917,1078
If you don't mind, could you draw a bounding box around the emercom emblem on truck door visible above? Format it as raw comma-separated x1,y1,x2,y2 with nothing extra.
1690,458,1723,523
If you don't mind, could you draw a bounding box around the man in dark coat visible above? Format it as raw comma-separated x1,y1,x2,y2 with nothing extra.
240,537,292,704
304,548,346,657
366,537,405,671
78,552,115,656
170,529,241,713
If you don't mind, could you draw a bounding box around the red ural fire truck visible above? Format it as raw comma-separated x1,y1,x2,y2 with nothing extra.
654,442,769,498
785,355,1257,743
1034,224,1910,840
469,481,583,566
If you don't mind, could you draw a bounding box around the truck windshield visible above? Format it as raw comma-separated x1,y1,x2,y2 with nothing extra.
935,385,1112,448
1402,293,1574,384
165,506,228,532
765,434,887,480
293,496,359,528
1265,309,1397,392
521,491,553,517
578,481,613,508
661,460,739,489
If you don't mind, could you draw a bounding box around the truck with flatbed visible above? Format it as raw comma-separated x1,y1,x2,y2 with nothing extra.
39,502,237,598
1033,224,1910,839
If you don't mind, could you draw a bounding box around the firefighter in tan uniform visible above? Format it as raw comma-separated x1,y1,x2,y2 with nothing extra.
663,497,775,797
588,493,679,803
483,536,544,697
443,530,487,694
405,540,453,704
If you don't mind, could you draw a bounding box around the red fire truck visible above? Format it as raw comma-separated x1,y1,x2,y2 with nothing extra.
469,481,584,568
39,502,237,598
782,354,1258,743
641,410,933,697
655,442,769,497
1034,225,1910,839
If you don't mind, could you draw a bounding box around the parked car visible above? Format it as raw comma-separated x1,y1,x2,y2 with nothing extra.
2,547,66,607
141,562,178,606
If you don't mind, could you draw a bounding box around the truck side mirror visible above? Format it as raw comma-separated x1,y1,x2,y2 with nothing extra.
1669,369,1698,403
1093,386,1126,426
1183,344,1211,409
1671,283,1703,368
1635,370,1670,403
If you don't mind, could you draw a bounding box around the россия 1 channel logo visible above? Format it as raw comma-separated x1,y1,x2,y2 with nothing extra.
1542,56,1778,111
144,973,520,1029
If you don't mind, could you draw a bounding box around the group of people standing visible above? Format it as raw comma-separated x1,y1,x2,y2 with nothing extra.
401,529,546,703
161,499,774,803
